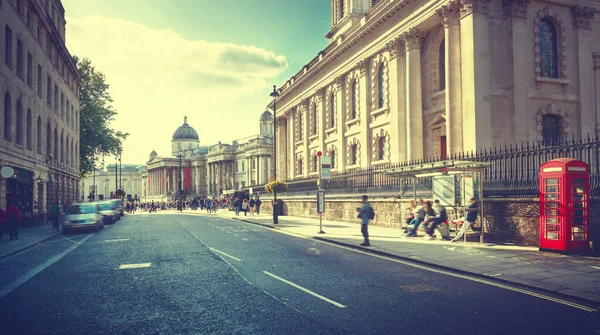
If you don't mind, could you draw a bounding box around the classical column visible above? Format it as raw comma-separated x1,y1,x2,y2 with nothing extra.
303,101,310,177
572,5,596,136
439,1,463,155
386,37,406,162
278,116,288,181
357,59,371,167
334,75,346,172
594,53,600,135
460,0,492,150
287,114,295,179
403,28,425,160
317,88,326,160
504,0,530,143
255,156,260,185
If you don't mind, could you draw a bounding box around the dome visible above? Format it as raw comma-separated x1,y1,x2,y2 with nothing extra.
260,110,273,121
172,116,199,142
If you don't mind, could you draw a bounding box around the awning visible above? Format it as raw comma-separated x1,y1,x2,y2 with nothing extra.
376,160,490,178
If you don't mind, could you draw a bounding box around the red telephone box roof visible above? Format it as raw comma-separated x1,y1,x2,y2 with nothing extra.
539,158,589,172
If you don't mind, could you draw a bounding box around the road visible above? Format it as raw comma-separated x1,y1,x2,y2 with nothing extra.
0,212,599,335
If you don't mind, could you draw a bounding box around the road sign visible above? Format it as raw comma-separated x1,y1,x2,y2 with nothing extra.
317,189,325,213
317,151,323,157
321,156,331,180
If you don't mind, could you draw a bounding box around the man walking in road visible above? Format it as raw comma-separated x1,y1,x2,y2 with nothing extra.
357,195,373,247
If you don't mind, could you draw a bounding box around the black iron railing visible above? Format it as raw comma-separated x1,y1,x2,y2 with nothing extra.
278,134,600,198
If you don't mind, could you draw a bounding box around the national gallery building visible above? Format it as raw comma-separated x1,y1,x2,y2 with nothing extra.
267,0,600,181
143,113,274,201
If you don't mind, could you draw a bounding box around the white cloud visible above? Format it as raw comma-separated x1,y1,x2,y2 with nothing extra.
66,16,287,164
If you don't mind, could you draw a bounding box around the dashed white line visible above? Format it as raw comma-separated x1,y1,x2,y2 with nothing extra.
119,263,152,269
60,235,78,244
263,271,346,309
209,248,242,262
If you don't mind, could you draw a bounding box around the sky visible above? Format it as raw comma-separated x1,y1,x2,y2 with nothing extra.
62,0,331,165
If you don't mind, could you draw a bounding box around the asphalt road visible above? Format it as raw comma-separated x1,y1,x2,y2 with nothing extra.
0,211,599,335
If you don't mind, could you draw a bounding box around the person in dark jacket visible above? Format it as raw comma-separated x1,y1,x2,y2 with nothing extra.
6,203,21,240
356,195,373,246
255,198,262,215
451,198,479,243
233,198,241,216
425,200,448,240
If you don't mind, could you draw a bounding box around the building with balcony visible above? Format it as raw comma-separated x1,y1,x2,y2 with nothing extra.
144,112,273,200
268,0,600,181
0,0,81,214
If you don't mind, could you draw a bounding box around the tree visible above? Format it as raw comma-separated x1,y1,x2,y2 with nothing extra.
75,56,128,177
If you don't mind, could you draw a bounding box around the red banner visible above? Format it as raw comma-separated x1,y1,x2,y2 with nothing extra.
185,166,192,190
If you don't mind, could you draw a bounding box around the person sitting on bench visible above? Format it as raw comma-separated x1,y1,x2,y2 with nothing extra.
424,200,447,240
451,198,479,243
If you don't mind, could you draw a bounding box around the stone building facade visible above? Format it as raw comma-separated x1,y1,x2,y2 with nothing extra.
268,0,600,182
0,0,80,214
79,164,145,202
145,112,273,200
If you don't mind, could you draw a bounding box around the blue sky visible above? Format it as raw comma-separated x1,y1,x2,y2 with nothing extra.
62,0,331,164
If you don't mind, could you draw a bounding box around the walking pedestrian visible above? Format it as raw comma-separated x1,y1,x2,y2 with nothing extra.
233,197,241,216
249,198,256,215
241,199,249,216
356,195,374,246
255,198,262,215
451,198,479,242
6,203,21,240
51,203,60,230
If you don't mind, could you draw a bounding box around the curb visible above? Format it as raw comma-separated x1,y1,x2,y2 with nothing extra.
230,217,600,308
0,229,62,260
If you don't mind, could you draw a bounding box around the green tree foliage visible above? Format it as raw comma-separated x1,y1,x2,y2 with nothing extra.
75,56,128,177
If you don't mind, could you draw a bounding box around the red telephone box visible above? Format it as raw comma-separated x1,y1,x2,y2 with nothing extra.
539,158,590,252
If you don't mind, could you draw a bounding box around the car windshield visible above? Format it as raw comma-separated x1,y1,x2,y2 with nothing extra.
98,203,112,210
66,204,95,214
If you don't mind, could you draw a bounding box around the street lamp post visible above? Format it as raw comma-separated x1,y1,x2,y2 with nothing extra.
114,155,118,199
270,85,279,224
92,162,96,201
119,151,122,199
178,149,183,198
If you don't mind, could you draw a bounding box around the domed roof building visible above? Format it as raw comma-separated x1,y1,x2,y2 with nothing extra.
171,116,200,156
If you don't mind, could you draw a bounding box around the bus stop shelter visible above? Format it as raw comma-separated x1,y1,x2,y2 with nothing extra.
376,160,490,243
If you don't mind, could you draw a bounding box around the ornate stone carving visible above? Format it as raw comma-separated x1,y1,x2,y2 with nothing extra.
572,5,595,30
315,87,325,99
502,0,530,19
402,28,425,51
371,54,390,113
334,75,344,92
536,105,569,141
372,129,391,162
437,0,461,28
533,7,567,81
594,52,600,70
385,37,403,60
357,59,369,77
346,137,361,167
460,0,491,16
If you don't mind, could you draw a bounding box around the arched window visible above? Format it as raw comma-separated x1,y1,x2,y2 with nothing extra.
26,108,32,149
377,136,387,161
329,93,335,128
350,144,358,165
351,81,358,120
439,38,446,91
542,114,561,146
539,19,558,79
338,0,345,20
4,92,11,141
53,127,58,159
37,116,42,154
311,104,317,136
46,122,51,156
377,65,385,109
16,100,23,145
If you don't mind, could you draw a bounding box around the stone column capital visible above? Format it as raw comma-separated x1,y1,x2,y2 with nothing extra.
572,5,595,30
460,0,491,17
594,52,600,70
333,75,345,91
315,87,325,97
385,38,403,60
502,0,530,19
437,0,461,28
356,59,369,77
402,29,425,51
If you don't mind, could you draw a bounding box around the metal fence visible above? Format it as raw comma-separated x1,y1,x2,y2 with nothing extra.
276,134,600,198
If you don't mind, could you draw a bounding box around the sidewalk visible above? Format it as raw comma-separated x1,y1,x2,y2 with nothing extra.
211,211,600,305
0,223,62,259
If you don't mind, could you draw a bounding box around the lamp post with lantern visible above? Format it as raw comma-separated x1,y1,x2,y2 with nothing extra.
270,85,279,224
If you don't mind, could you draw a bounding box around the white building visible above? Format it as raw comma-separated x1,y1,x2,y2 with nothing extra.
145,112,273,200
0,0,81,214
268,0,600,181
80,164,145,202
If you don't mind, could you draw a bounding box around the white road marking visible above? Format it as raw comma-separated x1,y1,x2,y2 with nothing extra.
242,238,249,241
484,273,503,277
0,234,93,299
231,218,597,313
59,235,78,244
105,238,130,242
119,263,152,269
590,266,600,270
443,246,456,252
263,271,346,309
234,234,239,238
209,248,242,262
